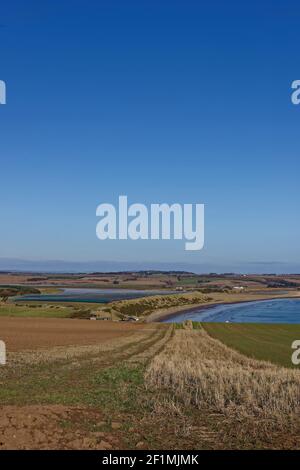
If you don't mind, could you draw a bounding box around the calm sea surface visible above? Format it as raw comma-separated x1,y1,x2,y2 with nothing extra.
164,298,300,324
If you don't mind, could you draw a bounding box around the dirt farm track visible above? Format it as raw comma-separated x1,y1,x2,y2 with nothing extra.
0,317,146,352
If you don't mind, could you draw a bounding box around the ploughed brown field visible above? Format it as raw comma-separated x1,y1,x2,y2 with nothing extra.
0,317,145,352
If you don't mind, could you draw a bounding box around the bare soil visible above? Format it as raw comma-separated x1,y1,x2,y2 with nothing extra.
0,317,145,352
0,405,122,450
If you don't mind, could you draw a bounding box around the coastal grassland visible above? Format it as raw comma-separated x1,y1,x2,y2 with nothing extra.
0,302,101,318
145,324,300,446
0,303,71,318
202,322,300,368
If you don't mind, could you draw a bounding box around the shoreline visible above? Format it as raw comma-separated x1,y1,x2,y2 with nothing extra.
148,294,300,323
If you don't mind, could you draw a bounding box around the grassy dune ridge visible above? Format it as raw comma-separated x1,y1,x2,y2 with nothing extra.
109,292,210,320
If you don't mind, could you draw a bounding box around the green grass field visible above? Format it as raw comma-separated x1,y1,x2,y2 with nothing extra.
0,303,71,318
0,302,102,318
202,322,300,368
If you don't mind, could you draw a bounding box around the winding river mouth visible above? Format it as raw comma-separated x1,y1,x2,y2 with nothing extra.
16,288,177,304
14,289,300,324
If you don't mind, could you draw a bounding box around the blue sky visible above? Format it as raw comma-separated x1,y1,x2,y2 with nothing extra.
0,1,299,272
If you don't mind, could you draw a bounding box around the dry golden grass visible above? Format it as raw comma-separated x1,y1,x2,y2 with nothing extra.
112,292,210,320
145,324,300,424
